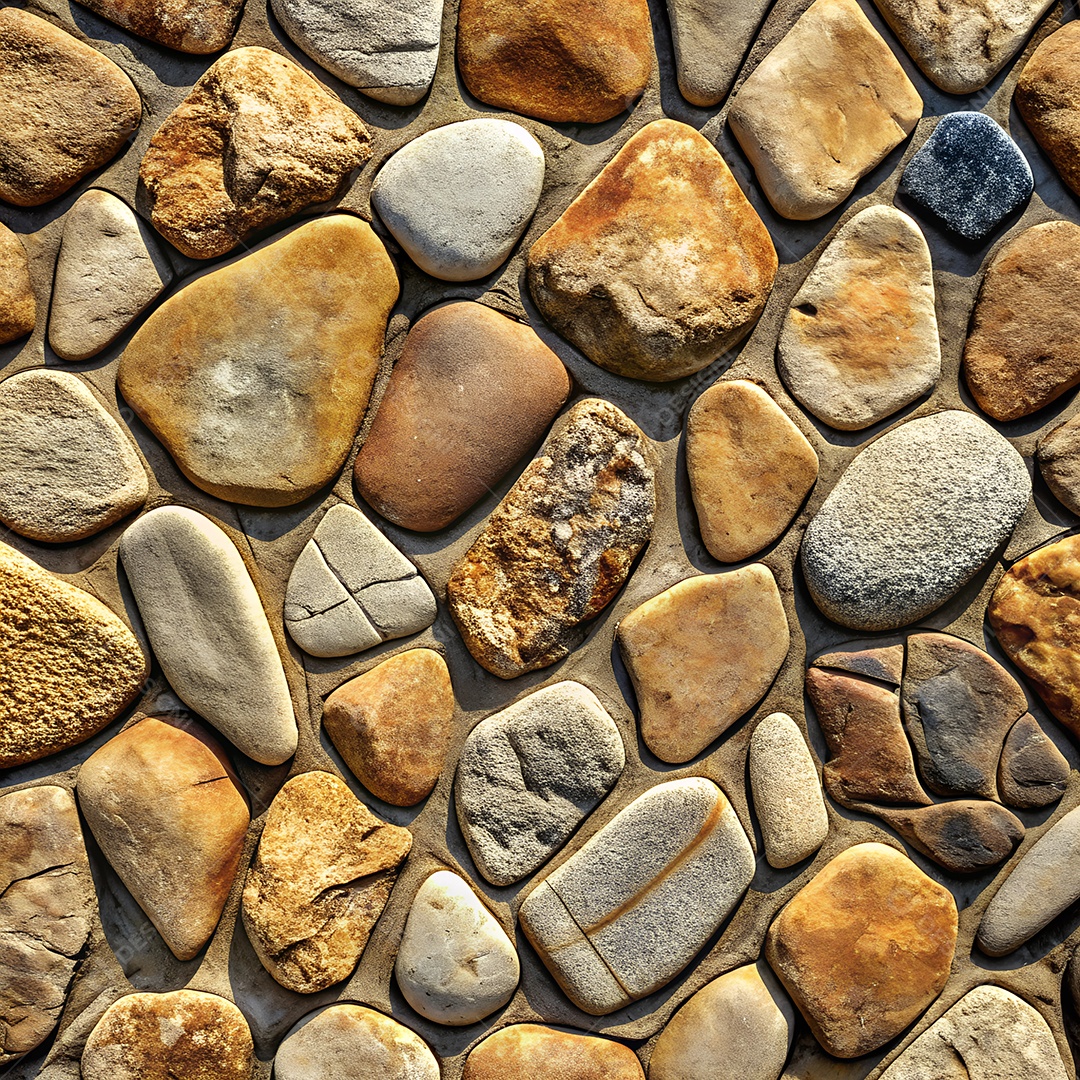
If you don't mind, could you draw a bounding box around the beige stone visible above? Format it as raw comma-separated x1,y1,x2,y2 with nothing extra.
0,223,34,344
464,1025,644,1080
80,0,245,52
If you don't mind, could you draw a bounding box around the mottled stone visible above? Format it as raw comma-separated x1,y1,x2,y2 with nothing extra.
1038,412,1080,515
463,1025,644,1080
447,399,654,679
814,642,905,685
999,713,1069,810
139,48,370,259
455,682,625,886
80,0,243,51
0,223,34,344
119,216,397,507
528,121,776,382
618,569,789,764
241,771,411,993
354,302,569,532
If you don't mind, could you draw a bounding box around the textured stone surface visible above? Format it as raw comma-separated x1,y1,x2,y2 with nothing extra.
999,713,1069,809
455,681,624,886
815,642,905,685
118,506,297,766
447,399,654,679
1039,412,1080,515
0,223,34,344
618,569,789,763
81,0,244,51
527,120,777,382
463,1025,645,1080
119,216,397,507
139,47,370,259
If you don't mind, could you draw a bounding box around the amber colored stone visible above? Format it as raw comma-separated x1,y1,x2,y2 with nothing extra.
0,224,34,344
80,0,244,52
463,1024,644,1080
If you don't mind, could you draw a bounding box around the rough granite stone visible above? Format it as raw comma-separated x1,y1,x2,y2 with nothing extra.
999,713,1069,809
0,223,34,343
78,0,245,51
1038,412,1080,515
463,1025,645,1080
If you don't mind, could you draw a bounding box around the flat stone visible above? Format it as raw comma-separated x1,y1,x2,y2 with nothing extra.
118,506,297,766
618,568,789,764
0,223,34,343
1038,412,1080,515
463,1024,644,1080
520,777,755,1015
372,119,545,281
964,221,1080,421
456,0,652,123
284,504,436,658
685,380,818,562
119,216,397,507
728,0,922,220
0,369,147,543
778,206,940,431
801,410,1030,631
49,189,172,362
79,0,243,51
139,47,370,259
448,399,654,679
649,962,795,1080
0,9,141,207
276,1005,439,1080
0,540,147,768
527,120,777,382
879,984,1068,1080
765,842,957,1058
355,302,570,532
77,717,250,961
454,681,625,886
241,771,411,993
899,113,1033,243
323,650,452,806
395,870,520,1025
82,991,254,1080
0,786,94,1068
999,713,1069,810
813,642,905,685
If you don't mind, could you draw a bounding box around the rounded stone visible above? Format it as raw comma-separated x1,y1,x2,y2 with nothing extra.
1038,412,1080,515
79,0,245,52
463,1024,644,1080
0,222,34,343
999,713,1069,810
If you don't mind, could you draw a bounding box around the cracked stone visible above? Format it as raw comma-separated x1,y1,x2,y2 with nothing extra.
463,1025,645,1080
814,642,905,685
999,713,1069,810
0,222,34,344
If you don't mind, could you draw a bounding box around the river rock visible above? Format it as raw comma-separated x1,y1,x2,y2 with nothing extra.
354,302,570,532
519,777,754,1014
527,120,776,382
118,506,297,765
463,1025,644,1079
0,223,34,343
119,216,397,507
765,842,957,1058
241,771,412,992
1038,413,1080,515
80,0,244,51
455,682,625,886
0,9,141,207
778,206,940,430
447,399,654,679
801,410,1030,631
395,870,520,1024
728,0,922,220
999,713,1069,809
77,717,250,961
139,47,370,259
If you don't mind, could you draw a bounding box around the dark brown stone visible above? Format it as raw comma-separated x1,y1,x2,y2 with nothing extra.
998,713,1070,809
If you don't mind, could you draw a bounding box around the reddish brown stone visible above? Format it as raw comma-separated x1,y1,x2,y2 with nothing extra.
80,0,244,52
463,1024,644,1080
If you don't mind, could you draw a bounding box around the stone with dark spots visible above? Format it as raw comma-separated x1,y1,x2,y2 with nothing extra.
998,714,1070,810
813,643,904,685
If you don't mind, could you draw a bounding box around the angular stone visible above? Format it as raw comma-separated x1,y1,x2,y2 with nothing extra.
284,504,436,658
241,771,411,993
685,380,818,562
999,713,1069,810
49,190,172,362
0,9,141,207
463,1024,644,1080
118,506,297,766
814,642,904,685
527,120,777,382
801,411,1030,631
395,870,520,1025
448,399,654,679
77,717,250,961
618,568,789,764
728,0,922,220
372,119,545,281
456,0,652,123
119,216,397,507
355,302,570,532
0,541,147,768
1038,412,1080,515
0,787,94,1067
455,682,625,886
765,842,957,1058
139,47,370,259
520,777,754,1015
0,223,34,344
778,206,941,431
79,0,244,51
0,369,147,543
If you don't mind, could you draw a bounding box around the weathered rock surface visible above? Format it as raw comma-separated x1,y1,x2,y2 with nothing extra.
463,1024,645,1079
1038,412,1080,515
395,870,520,1025
520,777,754,1014
999,713,1069,809
0,223,34,343
447,399,654,679
80,0,245,51
120,216,396,507
618,569,789,763
241,771,411,993
815,642,905,685
139,48,370,259
728,0,922,220
455,682,624,886
527,121,777,382
118,506,297,766
0,369,147,543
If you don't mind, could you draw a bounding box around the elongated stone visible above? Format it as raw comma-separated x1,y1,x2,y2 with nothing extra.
814,642,904,685
79,0,245,52
463,1025,644,1080
1038,412,1080,516
0,223,34,344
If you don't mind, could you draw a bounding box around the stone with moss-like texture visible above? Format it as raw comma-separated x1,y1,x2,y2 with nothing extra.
0,223,34,343
463,1024,644,1080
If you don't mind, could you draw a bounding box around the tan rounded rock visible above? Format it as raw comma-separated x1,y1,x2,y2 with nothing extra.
0,223,34,344
463,1024,644,1080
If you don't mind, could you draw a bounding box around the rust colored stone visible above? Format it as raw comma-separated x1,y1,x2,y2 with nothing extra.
463,1024,644,1080
80,0,244,52
998,713,1069,810
0,224,34,344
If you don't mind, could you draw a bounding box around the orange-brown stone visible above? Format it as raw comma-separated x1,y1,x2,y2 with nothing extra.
0,224,34,344
463,1024,644,1080
79,0,244,52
